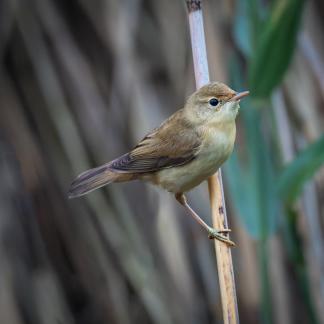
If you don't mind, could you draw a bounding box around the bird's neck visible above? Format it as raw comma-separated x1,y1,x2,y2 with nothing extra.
199,118,236,141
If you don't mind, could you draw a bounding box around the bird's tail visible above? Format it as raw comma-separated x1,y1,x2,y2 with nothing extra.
68,164,133,198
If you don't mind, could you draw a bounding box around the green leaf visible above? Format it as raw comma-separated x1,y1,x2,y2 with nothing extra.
233,0,253,57
277,135,324,204
233,0,268,58
225,152,260,236
248,0,305,98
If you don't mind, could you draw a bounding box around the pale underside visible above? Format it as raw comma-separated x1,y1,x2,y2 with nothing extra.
144,127,235,193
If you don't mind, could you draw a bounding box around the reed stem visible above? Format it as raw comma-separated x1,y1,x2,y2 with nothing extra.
186,1,239,323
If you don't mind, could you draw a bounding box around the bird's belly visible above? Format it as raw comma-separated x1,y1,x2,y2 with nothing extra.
154,146,232,193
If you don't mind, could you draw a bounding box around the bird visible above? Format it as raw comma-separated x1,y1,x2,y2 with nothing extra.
68,82,249,246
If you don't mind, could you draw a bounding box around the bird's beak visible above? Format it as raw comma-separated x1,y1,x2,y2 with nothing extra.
231,91,249,102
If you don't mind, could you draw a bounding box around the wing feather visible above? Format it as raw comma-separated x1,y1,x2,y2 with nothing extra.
109,110,201,173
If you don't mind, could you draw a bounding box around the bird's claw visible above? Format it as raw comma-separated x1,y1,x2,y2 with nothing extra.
207,228,236,247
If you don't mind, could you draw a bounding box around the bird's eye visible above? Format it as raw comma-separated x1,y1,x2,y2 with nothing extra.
209,98,219,106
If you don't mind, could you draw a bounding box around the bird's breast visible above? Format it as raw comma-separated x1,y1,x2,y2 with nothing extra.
152,123,236,193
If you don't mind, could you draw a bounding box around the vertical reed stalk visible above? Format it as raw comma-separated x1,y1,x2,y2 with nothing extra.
186,1,239,323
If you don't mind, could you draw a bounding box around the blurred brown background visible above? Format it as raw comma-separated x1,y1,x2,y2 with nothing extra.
0,0,324,323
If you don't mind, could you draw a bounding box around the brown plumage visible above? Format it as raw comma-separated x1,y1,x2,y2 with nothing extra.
69,82,249,245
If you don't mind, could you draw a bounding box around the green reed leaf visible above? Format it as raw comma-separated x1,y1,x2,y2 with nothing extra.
248,0,305,98
277,135,324,204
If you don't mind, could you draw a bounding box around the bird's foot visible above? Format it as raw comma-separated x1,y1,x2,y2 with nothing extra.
207,227,236,247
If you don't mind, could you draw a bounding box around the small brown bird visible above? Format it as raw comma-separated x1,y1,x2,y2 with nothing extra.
69,82,249,246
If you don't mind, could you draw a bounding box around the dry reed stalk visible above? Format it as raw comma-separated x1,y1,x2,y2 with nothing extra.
186,1,239,323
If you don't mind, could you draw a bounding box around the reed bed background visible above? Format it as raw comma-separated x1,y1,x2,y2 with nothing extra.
0,0,323,323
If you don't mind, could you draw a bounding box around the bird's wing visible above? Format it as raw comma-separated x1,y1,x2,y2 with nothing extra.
109,110,201,173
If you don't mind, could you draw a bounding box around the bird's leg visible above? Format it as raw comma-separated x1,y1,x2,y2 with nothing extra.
175,193,235,247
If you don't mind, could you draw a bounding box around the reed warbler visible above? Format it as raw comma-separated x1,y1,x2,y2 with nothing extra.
69,82,249,246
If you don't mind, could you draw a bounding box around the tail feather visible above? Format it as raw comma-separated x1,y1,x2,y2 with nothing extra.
68,165,120,198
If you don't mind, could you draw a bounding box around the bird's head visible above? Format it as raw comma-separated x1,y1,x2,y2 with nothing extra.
185,82,249,125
